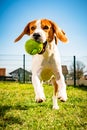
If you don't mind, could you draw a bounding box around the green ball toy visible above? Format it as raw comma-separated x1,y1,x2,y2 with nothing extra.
25,39,43,55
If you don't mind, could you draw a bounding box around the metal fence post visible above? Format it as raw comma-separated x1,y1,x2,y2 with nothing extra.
23,54,25,83
74,56,76,86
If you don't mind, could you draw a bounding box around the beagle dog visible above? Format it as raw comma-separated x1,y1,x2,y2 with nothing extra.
15,19,68,109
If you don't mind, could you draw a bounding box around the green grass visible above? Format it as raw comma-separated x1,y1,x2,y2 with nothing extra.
0,82,87,130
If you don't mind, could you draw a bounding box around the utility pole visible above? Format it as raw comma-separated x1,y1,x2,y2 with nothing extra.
74,56,76,87
23,54,25,83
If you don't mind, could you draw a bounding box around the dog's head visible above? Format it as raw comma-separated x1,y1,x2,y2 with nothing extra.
14,19,68,54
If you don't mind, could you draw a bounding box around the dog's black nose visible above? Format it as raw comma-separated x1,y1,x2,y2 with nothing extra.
33,33,40,40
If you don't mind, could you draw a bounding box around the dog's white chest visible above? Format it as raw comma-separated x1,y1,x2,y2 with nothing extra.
32,50,59,81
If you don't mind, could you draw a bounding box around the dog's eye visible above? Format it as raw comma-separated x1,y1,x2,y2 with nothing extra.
31,26,36,31
43,25,49,30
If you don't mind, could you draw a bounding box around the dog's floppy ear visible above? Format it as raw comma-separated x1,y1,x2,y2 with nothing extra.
51,21,68,43
14,23,30,42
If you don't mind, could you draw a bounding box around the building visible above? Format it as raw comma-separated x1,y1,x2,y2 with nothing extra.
0,68,6,80
9,68,32,82
0,68,6,76
83,72,87,80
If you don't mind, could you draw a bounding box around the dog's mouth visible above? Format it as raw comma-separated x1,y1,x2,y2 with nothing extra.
38,41,47,54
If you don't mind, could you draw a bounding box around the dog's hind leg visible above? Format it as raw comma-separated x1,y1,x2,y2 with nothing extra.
51,76,59,109
57,73,67,102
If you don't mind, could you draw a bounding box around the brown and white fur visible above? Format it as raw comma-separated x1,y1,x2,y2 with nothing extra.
14,19,68,109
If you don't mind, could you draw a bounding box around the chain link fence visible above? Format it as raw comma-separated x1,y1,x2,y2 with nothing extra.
0,54,87,85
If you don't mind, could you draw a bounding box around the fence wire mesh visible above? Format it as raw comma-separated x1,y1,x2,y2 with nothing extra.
0,54,87,85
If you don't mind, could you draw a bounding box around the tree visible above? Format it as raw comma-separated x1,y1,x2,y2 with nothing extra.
69,61,85,80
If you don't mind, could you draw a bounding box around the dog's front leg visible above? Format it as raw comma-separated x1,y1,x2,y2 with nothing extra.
32,74,46,103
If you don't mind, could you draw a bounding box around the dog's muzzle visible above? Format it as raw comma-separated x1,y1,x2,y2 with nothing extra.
33,33,41,41
32,33,47,54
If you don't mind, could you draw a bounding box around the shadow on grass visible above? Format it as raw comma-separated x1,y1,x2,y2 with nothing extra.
0,100,52,113
68,85,87,91
0,103,39,117
0,101,50,115
77,85,87,91
0,105,23,129
0,101,51,128
0,105,11,117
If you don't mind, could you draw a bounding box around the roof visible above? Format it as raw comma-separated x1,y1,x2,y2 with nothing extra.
9,67,32,75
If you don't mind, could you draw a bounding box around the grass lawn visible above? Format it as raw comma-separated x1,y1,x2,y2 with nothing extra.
0,82,87,130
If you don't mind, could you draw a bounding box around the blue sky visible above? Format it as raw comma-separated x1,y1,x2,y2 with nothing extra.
0,0,87,56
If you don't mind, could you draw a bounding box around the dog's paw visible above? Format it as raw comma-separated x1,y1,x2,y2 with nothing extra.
35,98,46,103
53,105,59,110
58,90,67,102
